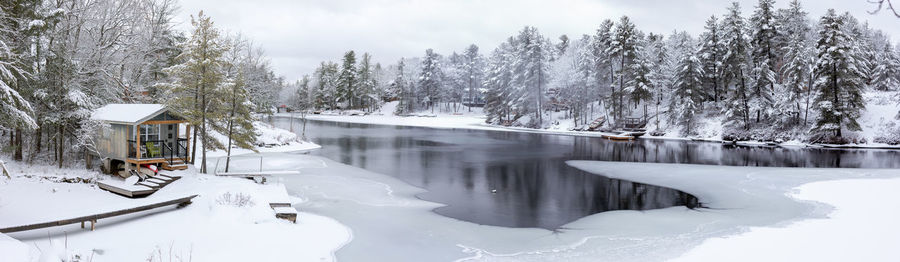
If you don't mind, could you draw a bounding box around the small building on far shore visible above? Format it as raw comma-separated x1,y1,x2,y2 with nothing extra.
91,104,191,175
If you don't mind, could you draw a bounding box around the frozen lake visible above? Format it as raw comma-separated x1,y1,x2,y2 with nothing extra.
270,117,898,229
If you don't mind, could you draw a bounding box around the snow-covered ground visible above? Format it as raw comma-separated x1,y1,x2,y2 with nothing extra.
0,122,346,262
674,178,900,261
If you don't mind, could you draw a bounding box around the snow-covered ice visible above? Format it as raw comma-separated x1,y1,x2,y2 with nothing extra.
272,152,900,261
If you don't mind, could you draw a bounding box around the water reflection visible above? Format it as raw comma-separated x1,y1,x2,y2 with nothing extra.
273,118,895,229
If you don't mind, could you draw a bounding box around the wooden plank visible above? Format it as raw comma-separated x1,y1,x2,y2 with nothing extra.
0,195,197,233
97,182,155,198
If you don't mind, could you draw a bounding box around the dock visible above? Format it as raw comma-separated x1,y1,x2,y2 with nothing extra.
0,195,197,233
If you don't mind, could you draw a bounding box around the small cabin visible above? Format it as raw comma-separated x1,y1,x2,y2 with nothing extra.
91,104,191,174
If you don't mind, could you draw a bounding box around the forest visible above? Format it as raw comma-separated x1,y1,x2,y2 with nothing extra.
0,0,285,170
292,0,900,144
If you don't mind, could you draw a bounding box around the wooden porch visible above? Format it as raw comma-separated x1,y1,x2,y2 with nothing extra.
128,119,192,171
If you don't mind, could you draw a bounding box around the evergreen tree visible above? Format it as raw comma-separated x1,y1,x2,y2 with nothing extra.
811,9,865,140
592,20,615,116
720,2,752,131
515,26,553,127
337,50,358,109
218,70,256,172
669,51,705,135
483,39,515,124
698,15,724,103
872,43,900,91
608,16,640,121
418,49,443,112
357,52,376,111
462,44,483,111
775,0,813,127
748,0,778,123
163,11,228,173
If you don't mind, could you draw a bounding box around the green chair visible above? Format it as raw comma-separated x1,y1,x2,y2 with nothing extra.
145,142,160,158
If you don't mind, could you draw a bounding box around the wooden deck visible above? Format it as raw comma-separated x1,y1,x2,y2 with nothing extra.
0,195,198,233
98,173,182,198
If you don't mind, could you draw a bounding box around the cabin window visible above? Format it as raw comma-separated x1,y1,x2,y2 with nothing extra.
140,125,160,142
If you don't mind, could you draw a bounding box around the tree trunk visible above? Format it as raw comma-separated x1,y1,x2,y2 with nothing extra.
225,85,237,173
739,68,750,130
58,125,64,169
831,64,841,138
200,88,208,174
14,128,22,161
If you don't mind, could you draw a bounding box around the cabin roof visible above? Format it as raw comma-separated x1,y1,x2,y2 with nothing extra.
91,104,170,125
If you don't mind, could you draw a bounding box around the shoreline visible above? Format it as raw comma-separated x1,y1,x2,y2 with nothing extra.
276,113,900,151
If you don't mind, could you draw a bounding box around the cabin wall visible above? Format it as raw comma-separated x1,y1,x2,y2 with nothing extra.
96,123,131,160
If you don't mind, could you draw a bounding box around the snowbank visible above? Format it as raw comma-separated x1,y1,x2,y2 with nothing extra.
674,177,900,261
0,157,349,262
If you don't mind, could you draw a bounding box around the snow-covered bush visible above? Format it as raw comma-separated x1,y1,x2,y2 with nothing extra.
216,192,254,207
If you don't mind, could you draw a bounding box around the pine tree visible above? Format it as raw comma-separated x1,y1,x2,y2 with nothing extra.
608,16,640,121
483,39,516,124
357,52,376,111
669,52,705,136
698,15,724,103
515,26,553,127
811,9,865,140
592,20,615,117
0,36,36,131
775,0,812,128
721,2,752,131
392,58,413,114
337,50,358,109
163,11,229,173
872,42,900,91
748,0,778,123
218,70,256,172
462,44,483,111
419,49,443,112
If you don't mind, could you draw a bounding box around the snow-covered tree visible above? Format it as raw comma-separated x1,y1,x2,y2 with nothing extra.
514,26,553,127
872,42,900,91
748,0,778,123
461,44,483,111
337,50,358,109
720,2,752,131
775,0,813,128
698,15,724,103
483,39,516,124
418,49,443,112
669,51,705,136
608,16,640,121
162,11,229,173
810,9,865,141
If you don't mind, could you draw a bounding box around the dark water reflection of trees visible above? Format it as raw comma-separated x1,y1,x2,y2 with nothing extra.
274,118,896,229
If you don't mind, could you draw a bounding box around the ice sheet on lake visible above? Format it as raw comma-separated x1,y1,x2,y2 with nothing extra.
272,154,900,261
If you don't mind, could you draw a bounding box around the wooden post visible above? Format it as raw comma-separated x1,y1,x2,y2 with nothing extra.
80,221,84,229
0,160,10,179
184,124,191,163
136,124,141,160
90,220,95,231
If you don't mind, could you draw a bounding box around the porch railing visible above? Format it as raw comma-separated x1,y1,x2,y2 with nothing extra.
128,138,189,164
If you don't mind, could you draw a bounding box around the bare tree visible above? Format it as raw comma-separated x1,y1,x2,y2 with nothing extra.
869,0,900,17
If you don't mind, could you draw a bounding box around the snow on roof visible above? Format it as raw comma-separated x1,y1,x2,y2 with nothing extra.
91,104,167,124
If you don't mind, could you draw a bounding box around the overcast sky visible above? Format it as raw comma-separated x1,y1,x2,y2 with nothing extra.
175,0,900,82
